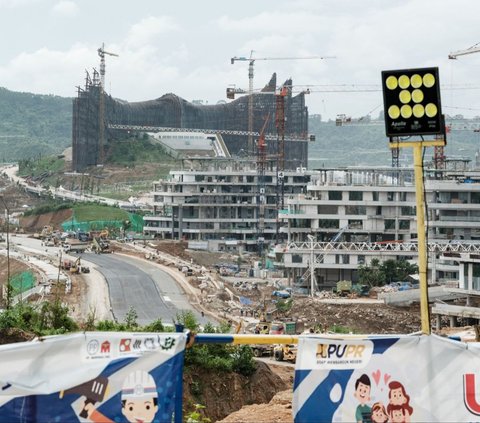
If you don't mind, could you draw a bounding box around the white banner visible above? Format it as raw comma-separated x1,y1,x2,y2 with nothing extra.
293,334,480,422
0,331,186,422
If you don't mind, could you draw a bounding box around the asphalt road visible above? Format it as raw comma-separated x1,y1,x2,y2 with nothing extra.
74,252,214,327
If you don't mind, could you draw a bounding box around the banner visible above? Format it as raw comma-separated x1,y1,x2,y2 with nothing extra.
0,331,186,423
293,334,480,422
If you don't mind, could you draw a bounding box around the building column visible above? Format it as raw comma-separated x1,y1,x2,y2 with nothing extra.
459,263,465,289
449,316,457,328
468,263,473,291
436,314,441,331
178,205,183,240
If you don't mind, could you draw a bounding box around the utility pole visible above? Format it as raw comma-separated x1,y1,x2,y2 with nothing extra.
0,195,10,308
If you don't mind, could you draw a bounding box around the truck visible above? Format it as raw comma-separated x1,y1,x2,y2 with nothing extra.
63,240,90,253
336,280,352,296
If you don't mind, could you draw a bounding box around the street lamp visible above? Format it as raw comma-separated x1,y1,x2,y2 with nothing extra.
0,195,10,308
307,234,315,297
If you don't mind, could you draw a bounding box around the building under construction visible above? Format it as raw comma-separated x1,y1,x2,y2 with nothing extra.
72,71,310,171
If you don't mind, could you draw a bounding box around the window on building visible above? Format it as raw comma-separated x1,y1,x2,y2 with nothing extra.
329,191,342,200
317,205,338,214
346,205,366,215
372,192,379,201
358,255,366,265
399,220,410,230
472,192,480,204
399,192,407,201
349,191,363,201
292,254,303,263
387,192,395,201
385,219,395,230
318,219,339,229
348,219,363,229
401,206,415,216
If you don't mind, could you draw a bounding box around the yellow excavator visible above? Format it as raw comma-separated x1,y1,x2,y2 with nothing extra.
70,257,90,274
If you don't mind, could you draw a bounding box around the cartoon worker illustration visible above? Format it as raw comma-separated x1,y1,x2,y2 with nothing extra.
387,380,413,423
83,370,159,423
353,373,372,423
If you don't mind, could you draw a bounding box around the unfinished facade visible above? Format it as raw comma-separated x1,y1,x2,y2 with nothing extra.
72,72,310,171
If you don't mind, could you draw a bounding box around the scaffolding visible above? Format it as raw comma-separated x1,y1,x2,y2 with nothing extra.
72,72,309,171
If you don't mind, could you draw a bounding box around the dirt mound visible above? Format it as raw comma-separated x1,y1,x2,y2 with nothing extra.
283,298,421,334
183,361,288,422
20,209,73,232
218,389,293,423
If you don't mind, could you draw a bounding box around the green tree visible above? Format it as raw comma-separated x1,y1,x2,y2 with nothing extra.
358,258,386,287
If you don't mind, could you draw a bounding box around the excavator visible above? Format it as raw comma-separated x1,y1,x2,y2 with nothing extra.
70,257,90,274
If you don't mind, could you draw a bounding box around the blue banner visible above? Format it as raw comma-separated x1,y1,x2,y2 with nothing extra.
0,332,186,423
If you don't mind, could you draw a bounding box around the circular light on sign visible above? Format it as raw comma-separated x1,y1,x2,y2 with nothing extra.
423,73,435,88
411,89,424,103
388,105,400,119
398,75,410,89
425,103,438,117
413,104,425,118
386,76,398,90
399,90,411,104
401,104,412,118
411,74,422,88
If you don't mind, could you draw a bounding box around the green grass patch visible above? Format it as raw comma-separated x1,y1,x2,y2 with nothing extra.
73,204,129,222
329,325,355,334
18,156,65,177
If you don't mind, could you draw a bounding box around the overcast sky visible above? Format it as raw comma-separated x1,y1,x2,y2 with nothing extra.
1,0,480,120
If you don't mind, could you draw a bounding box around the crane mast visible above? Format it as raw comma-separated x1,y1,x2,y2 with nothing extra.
97,43,119,164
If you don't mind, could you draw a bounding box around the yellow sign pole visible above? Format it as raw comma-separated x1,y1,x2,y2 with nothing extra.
390,139,444,334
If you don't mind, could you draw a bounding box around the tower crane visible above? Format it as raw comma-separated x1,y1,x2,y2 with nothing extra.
449,43,480,60
230,51,334,152
97,43,119,164
97,43,119,88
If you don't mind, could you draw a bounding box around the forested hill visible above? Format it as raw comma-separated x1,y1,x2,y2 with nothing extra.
0,87,72,161
308,116,480,168
0,86,478,168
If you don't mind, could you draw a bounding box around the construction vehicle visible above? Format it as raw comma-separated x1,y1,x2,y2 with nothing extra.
34,225,54,240
251,320,298,358
63,239,90,253
336,280,352,296
70,257,90,274
273,343,297,363
91,237,111,254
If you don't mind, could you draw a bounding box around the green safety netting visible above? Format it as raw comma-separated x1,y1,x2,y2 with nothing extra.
61,213,144,233
10,271,35,295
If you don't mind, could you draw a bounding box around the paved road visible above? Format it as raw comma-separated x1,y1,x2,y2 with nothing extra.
83,253,213,327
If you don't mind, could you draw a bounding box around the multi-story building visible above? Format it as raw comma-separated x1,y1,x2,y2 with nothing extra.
280,167,480,290
143,158,311,252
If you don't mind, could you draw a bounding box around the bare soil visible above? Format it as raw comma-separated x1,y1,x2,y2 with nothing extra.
20,209,73,232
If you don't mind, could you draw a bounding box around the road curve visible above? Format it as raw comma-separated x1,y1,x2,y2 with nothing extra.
83,253,211,326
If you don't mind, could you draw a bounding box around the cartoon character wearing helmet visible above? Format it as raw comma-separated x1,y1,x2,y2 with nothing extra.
120,370,159,423
84,370,159,423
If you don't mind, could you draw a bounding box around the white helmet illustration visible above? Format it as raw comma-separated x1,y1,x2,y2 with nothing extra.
121,370,158,400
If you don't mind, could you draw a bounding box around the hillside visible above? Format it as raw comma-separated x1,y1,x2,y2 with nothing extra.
0,87,72,161
308,117,480,168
